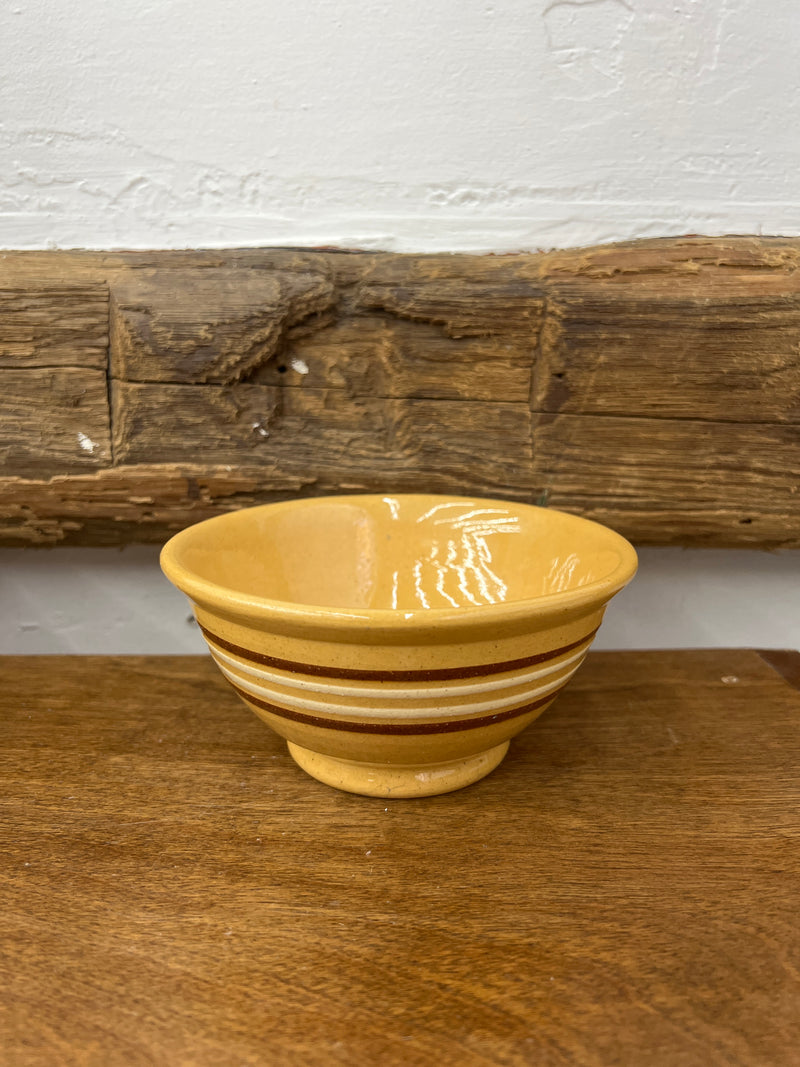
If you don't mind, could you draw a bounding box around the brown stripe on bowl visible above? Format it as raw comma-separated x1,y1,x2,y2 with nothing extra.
199,623,599,682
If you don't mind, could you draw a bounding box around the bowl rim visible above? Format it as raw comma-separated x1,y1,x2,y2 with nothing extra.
160,493,638,635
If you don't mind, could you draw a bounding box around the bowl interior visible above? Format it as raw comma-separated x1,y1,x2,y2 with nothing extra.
167,495,634,613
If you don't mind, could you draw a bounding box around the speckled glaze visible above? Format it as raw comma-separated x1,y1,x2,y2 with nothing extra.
160,494,637,797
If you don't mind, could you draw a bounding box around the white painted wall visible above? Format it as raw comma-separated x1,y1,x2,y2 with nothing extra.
3,0,800,250
1,0,798,652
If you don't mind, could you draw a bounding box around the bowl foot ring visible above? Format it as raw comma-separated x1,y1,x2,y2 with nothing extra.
287,740,510,798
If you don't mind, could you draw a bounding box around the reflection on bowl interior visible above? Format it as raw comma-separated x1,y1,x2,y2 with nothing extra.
179,496,625,611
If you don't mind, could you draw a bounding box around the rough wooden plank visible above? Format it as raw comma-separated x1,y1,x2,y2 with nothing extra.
108,257,539,396
0,368,111,474
534,276,800,422
0,247,378,286
0,385,535,546
110,268,337,384
0,284,108,370
252,316,534,402
540,234,800,277
0,466,308,546
111,382,283,463
3,651,800,1064
112,382,534,492
355,252,543,340
532,413,800,547
1,238,799,546
0,280,111,477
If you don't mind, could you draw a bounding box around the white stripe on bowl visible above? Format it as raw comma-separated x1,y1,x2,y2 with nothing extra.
216,659,581,721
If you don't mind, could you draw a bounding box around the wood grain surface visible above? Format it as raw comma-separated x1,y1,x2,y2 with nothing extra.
3,650,800,1067
1,238,800,546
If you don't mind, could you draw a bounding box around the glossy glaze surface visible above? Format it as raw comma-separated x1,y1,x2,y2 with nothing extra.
164,495,635,621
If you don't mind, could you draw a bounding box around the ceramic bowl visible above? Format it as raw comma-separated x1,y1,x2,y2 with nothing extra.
160,494,637,798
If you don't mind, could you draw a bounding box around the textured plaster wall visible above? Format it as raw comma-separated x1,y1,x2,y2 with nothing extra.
2,0,800,250
1,0,798,652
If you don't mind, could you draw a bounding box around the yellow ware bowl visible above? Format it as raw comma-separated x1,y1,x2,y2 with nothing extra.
161,494,637,798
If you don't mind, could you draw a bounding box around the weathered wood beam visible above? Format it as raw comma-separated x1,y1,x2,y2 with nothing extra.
532,413,799,549
534,276,800,422
0,284,111,475
0,238,798,548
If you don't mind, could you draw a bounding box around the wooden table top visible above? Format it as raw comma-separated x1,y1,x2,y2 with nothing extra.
2,650,799,1067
